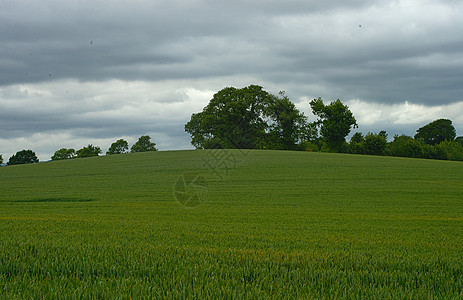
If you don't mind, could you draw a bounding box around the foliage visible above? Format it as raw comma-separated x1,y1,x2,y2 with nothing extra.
0,150,462,298
263,92,312,150
347,132,365,154
386,135,423,158
455,136,463,145
185,85,309,150
310,98,357,152
130,135,157,153
363,132,387,156
107,139,129,155
76,144,102,158
7,150,39,165
51,148,76,160
435,140,463,161
185,85,272,149
414,118,456,145
0,154,2,165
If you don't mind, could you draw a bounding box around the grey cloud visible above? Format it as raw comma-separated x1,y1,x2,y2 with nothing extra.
1,0,463,159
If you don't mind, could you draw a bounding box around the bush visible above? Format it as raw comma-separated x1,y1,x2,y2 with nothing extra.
386,135,424,158
435,140,463,161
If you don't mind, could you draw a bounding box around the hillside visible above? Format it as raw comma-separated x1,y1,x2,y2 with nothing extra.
1,150,462,298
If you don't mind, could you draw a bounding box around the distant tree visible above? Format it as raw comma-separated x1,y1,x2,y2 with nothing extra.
435,140,463,161
76,144,102,158
51,148,76,160
414,119,456,145
107,139,129,155
455,136,463,146
348,132,365,154
386,135,423,158
310,98,357,152
364,132,387,156
7,150,39,165
0,154,3,165
131,135,157,153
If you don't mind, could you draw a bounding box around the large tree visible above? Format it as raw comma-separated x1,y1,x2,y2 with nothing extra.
7,150,39,165
185,85,270,149
107,139,129,155
264,93,313,150
310,98,357,152
131,135,157,153
76,144,102,158
185,85,309,150
414,119,456,145
51,148,76,160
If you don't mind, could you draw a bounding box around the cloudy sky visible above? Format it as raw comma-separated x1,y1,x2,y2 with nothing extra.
1,0,463,161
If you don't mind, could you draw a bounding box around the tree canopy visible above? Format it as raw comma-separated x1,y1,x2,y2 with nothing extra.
0,154,3,165
7,150,39,165
76,144,102,158
414,119,456,145
131,135,157,153
310,98,357,152
51,148,76,160
185,85,310,150
107,139,129,155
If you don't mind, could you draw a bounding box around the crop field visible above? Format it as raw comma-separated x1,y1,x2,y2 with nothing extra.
0,150,462,298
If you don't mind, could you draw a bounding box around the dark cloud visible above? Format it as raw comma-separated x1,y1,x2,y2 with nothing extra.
1,0,463,160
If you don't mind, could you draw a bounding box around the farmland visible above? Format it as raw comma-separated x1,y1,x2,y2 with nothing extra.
0,150,462,298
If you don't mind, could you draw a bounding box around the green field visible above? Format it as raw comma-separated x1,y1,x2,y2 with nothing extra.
1,150,462,298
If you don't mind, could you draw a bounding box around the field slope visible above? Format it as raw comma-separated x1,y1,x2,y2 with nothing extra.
1,150,462,298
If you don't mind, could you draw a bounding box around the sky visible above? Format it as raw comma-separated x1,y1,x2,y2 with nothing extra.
1,0,463,161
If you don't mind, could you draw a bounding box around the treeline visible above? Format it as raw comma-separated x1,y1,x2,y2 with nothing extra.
1,135,157,166
185,85,463,161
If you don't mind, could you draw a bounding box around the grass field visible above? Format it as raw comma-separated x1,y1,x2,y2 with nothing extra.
1,150,462,298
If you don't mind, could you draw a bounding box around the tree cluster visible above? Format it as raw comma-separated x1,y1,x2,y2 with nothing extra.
185,85,462,162
185,85,315,151
185,85,357,151
0,135,158,166
342,119,463,161
51,135,157,161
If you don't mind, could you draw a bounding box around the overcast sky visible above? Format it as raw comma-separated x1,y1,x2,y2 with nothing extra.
1,0,463,161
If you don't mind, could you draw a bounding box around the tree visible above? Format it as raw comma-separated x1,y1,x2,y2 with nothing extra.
414,119,456,145
386,135,423,158
131,135,157,153
107,139,129,155
7,150,39,165
435,140,463,161
310,98,357,152
454,136,463,146
185,85,310,150
348,132,365,154
364,132,387,156
76,144,102,158
0,154,3,165
263,92,311,150
185,85,271,149
51,148,76,160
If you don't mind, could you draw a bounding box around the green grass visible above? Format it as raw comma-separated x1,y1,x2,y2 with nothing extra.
1,150,462,298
